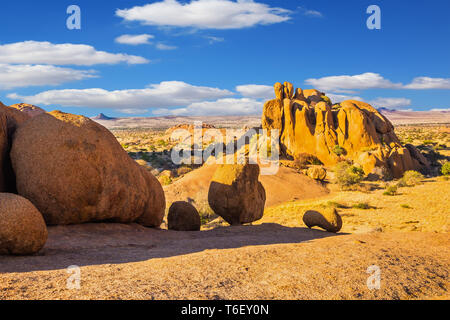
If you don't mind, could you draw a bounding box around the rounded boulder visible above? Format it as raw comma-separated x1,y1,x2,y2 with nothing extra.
303,208,343,233
0,193,48,255
11,111,165,226
168,201,201,231
208,163,266,225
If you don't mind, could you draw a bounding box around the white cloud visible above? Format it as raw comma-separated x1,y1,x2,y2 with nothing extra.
0,64,97,89
115,34,154,45
156,43,177,50
236,84,273,99
8,81,233,109
326,93,363,103
154,97,261,116
368,97,412,109
305,73,402,92
0,41,149,65
404,77,450,89
116,0,291,30
430,108,450,112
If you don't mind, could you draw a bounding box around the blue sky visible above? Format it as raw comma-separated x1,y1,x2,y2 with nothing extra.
0,0,449,117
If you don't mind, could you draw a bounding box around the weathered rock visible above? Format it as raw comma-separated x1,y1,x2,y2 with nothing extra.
303,208,342,233
307,166,327,181
9,103,45,117
0,193,48,255
0,102,31,192
11,111,165,226
167,201,201,231
208,163,266,225
261,83,428,178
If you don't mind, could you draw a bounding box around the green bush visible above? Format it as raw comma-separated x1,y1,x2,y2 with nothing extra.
334,162,364,187
352,202,371,210
383,185,398,196
441,162,450,176
321,95,332,105
293,153,322,169
158,175,172,186
332,145,346,156
398,170,424,187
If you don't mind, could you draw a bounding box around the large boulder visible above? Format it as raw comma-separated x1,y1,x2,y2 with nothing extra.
0,193,48,255
168,201,201,231
11,111,165,226
0,102,30,192
208,163,266,225
261,83,428,178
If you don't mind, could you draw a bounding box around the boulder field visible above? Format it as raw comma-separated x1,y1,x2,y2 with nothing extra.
262,82,429,178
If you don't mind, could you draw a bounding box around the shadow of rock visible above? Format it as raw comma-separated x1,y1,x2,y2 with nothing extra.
0,222,346,273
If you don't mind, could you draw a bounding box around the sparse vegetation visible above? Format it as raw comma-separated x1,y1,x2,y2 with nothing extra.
400,204,412,209
352,202,371,210
397,170,424,187
383,185,398,196
293,153,322,169
332,145,346,156
334,162,364,188
441,162,450,176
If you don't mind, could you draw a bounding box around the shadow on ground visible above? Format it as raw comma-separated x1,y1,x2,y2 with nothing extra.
0,223,346,273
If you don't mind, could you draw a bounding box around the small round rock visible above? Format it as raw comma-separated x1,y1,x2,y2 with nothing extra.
0,193,48,255
168,201,201,231
303,208,342,233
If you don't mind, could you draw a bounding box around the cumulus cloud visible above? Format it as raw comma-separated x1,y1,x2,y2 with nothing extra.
154,97,261,116
8,81,233,109
305,73,402,92
0,64,97,89
298,6,323,18
116,0,291,30
115,34,154,45
236,84,273,99
368,97,412,109
404,77,450,89
0,41,149,65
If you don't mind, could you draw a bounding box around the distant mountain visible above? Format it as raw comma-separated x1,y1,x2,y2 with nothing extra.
92,113,116,120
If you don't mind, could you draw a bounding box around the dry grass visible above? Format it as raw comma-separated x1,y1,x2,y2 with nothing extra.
259,178,449,234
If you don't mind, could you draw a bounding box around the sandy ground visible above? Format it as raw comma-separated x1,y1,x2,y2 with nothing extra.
0,224,448,300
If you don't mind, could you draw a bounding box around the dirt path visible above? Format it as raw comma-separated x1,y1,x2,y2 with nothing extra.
0,223,448,300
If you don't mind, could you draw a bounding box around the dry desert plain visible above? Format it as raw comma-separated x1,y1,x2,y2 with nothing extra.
0,109,449,300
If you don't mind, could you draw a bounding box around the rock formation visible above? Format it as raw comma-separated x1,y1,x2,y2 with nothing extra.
208,163,266,225
10,110,165,226
0,193,48,255
167,201,201,231
303,208,342,233
262,82,429,178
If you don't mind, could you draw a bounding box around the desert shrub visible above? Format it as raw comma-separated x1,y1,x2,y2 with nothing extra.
332,145,346,156
441,162,450,176
352,202,371,210
400,204,412,209
334,162,364,188
177,166,193,176
293,153,322,169
323,201,347,209
383,185,398,196
158,175,172,186
397,170,424,187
